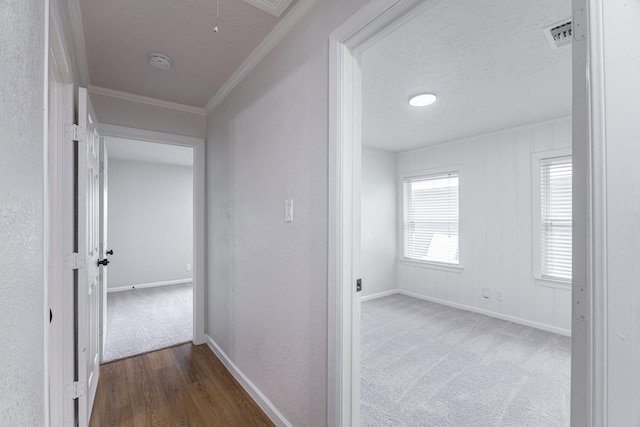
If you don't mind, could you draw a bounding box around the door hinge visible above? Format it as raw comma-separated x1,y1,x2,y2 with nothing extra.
356,278,362,292
573,8,586,41
64,124,86,142
65,381,86,400
64,252,85,270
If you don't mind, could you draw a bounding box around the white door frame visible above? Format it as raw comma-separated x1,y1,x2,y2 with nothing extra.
48,3,77,425
96,124,207,345
328,0,603,425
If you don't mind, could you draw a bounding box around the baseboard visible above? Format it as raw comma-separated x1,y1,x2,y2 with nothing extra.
205,335,292,427
360,289,400,301
399,290,572,337
107,278,192,293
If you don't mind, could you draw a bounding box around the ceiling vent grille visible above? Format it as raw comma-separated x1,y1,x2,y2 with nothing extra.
543,18,573,49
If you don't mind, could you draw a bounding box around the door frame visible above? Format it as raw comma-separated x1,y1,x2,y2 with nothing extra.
48,3,77,425
327,0,602,425
96,124,207,345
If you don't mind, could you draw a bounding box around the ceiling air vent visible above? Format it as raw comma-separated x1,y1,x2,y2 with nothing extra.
543,18,573,49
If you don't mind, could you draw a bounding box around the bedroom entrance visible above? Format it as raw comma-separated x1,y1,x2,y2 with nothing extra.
100,137,195,362
329,0,597,425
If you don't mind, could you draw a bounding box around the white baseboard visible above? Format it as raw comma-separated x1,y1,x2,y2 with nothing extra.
360,289,400,301
205,335,292,427
399,289,571,337
107,278,192,293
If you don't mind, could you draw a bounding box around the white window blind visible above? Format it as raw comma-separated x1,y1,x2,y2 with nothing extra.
541,156,572,281
403,172,459,264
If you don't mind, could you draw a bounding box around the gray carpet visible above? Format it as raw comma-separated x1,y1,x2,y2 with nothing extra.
103,282,193,363
361,294,571,427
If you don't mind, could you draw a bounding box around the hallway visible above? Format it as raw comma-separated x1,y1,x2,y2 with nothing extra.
90,344,273,426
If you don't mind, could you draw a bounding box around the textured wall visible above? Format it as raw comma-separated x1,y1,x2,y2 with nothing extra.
206,1,371,425
107,159,193,289
396,117,572,334
91,93,207,139
361,146,397,297
0,0,46,425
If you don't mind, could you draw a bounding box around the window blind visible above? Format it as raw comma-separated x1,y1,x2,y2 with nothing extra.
541,156,572,281
403,172,459,264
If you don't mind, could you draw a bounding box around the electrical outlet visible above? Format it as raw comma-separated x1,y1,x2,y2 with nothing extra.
186,263,192,272
482,288,491,299
496,290,503,301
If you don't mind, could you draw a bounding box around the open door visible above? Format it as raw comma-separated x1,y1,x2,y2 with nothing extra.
77,87,102,425
99,137,109,361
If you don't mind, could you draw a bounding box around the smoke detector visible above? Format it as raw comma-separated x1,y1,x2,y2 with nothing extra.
149,53,172,70
543,18,573,49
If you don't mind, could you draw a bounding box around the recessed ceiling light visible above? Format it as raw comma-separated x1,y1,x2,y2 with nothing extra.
149,53,172,70
409,93,437,107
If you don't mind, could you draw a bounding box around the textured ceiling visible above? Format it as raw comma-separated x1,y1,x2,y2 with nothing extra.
79,0,296,107
361,0,572,152
106,137,194,167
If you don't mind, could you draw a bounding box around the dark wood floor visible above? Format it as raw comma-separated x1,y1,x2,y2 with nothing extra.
89,343,275,427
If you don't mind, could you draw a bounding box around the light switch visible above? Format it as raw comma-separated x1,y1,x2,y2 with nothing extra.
285,199,294,222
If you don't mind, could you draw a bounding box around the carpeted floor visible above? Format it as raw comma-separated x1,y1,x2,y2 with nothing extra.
103,282,193,363
361,293,571,427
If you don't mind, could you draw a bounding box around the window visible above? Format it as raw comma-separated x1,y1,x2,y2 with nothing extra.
540,155,572,282
403,172,459,264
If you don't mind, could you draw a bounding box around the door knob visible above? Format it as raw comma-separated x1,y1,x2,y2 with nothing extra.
106,249,113,255
97,258,109,266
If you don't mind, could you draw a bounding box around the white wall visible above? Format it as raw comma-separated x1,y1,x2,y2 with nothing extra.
91,93,206,139
206,1,371,425
361,146,397,298
0,1,46,424
396,117,572,334
107,159,193,289
598,1,640,423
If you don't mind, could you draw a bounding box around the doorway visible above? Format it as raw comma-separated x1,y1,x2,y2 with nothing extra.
97,123,207,355
100,137,195,362
328,0,595,425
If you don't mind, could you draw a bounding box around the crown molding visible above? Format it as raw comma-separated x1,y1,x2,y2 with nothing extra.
205,0,319,114
66,0,90,86
244,0,295,17
88,86,206,116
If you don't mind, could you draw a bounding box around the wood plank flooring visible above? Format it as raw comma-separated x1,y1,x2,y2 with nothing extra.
89,343,275,427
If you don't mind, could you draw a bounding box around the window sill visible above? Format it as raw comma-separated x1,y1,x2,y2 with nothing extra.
400,259,464,273
535,276,571,289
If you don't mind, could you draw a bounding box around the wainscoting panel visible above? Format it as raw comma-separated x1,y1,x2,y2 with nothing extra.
396,117,572,335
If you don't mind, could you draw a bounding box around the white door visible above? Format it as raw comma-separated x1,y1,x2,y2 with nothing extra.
77,87,101,426
99,138,109,360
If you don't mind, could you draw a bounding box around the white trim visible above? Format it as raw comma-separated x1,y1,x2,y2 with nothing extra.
581,0,607,424
96,124,206,345
107,278,193,293
88,86,205,116
66,0,90,86
399,290,572,337
204,0,319,113
48,5,76,426
205,336,293,427
328,2,426,426
360,289,400,302
243,0,294,17
399,259,464,273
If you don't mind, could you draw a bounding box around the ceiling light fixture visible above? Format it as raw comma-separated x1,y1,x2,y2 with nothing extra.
409,93,437,107
149,53,172,70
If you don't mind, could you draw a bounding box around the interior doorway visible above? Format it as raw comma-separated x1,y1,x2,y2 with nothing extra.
97,124,207,360
328,0,593,425
100,137,195,362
